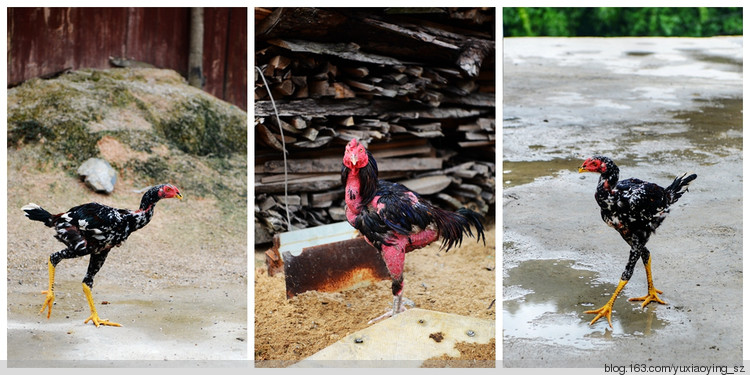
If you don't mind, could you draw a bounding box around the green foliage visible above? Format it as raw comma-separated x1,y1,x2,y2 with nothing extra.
504,7,742,37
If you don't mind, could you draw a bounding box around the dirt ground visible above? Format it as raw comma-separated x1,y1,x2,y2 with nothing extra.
6,156,248,365
253,222,496,366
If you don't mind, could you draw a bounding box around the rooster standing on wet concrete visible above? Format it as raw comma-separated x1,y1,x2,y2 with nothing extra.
342,138,485,323
579,156,696,327
22,184,183,327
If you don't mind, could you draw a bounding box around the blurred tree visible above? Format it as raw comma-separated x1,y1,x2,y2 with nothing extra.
503,7,742,37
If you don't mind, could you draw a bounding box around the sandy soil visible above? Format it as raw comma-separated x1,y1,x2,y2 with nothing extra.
6,158,248,366
254,223,496,366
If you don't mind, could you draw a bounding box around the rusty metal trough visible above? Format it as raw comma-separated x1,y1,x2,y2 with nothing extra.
265,221,391,298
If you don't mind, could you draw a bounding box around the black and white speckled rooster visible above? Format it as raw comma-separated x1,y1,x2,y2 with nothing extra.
578,156,696,327
22,184,183,327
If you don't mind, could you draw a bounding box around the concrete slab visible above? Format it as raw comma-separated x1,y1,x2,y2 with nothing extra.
292,308,494,367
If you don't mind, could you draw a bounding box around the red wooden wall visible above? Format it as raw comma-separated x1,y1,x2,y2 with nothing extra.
8,7,247,111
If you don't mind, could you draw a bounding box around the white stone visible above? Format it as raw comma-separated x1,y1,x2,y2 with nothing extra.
77,158,117,194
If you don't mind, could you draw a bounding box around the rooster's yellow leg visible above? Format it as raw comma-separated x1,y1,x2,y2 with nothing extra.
40,259,55,318
82,283,121,327
585,279,628,328
628,256,666,307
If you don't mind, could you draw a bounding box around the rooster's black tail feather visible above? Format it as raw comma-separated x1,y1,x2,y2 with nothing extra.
433,207,486,251
666,173,697,205
22,203,54,227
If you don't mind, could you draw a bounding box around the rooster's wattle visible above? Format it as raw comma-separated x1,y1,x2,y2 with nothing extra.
22,184,183,327
342,139,485,323
579,156,696,327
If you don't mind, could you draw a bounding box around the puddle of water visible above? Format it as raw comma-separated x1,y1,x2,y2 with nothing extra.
503,98,741,188
502,158,640,188
672,98,743,156
503,259,668,349
622,98,742,165
502,158,580,187
682,50,743,72
625,51,654,57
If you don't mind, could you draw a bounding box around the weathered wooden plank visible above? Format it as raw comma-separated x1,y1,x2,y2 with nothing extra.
301,127,319,141
255,98,404,117
268,38,411,66
346,79,378,92
399,175,452,195
268,55,292,71
406,122,442,132
290,116,308,130
260,172,337,184
343,66,370,78
333,82,356,99
370,144,434,159
457,124,481,132
273,194,301,206
262,158,340,174
293,136,334,149
261,157,442,174
311,190,344,206
458,140,494,147
272,79,295,97
255,178,341,194
477,118,496,130
444,92,496,107
256,7,349,40
451,168,479,179
407,130,444,138
271,132,296,144
435,193,463,210
256,122,286,153
465,131,490,141
338,129,385,141
457,38,494,78
309,80,332,98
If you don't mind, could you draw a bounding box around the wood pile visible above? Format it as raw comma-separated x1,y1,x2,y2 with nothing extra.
254,7,495,244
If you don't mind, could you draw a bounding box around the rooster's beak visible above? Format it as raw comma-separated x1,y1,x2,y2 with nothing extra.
578,167,586,173
176,192,184,200
350,154,358,167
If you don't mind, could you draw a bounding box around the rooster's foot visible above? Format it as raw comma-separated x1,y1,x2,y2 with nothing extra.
367,305,407,325
367,310,395,325
39,290,55,319
82,283,121,327
584,304,614,328
367,295,409,324
84,312,121,327
628,288,666,308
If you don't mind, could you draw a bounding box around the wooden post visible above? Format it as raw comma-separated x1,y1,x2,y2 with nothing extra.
188,7,204,88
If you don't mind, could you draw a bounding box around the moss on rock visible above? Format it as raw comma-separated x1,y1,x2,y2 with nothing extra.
7,68,247,205
156,95,247,157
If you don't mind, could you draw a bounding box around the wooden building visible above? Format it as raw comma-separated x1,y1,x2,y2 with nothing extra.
8,7,247,110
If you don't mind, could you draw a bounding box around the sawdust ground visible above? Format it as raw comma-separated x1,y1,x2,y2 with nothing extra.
253,223,496,365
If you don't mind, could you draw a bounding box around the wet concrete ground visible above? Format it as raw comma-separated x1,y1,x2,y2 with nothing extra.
5,170,248,367
502,37,742,367
7,283,247,366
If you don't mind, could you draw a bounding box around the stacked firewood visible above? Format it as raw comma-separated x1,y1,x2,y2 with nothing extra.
254,7,495,244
